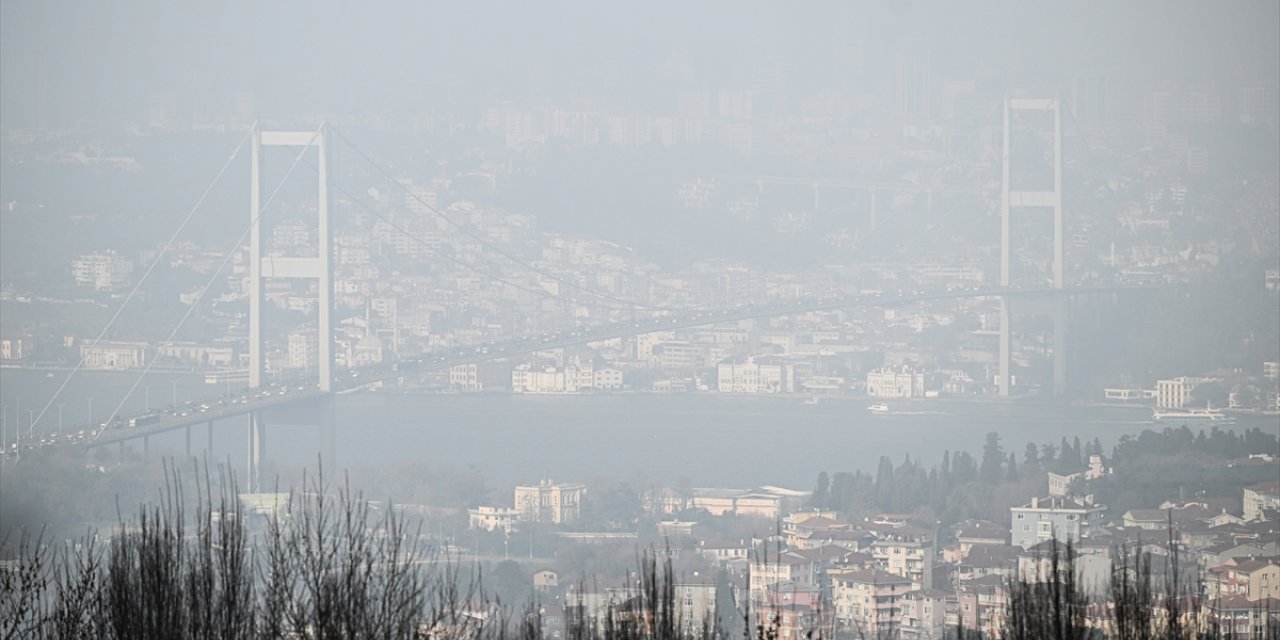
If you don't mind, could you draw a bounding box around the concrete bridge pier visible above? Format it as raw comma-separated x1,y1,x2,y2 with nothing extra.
320,394,337,471
248,411,266,493
1053,298,1067,397
998,296,1012,397
998,294,1068,398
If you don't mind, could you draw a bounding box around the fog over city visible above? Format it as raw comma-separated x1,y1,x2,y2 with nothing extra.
1,2,1278,638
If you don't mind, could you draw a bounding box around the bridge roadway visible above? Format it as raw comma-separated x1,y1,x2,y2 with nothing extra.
38,284,1143,452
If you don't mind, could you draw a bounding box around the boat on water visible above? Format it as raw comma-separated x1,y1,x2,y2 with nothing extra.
803,397,820,406
1152,404,1232,423
867,403,890,414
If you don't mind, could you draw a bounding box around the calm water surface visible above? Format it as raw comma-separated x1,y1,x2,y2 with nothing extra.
1,369,1223,489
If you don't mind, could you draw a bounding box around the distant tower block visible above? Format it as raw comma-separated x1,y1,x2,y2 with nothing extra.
999,98,1065,397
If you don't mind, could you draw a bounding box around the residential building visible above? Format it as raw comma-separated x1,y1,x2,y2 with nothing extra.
675,575,717,637
468,506,520,533
899,590,948,640
1010,496,1107,549
1205,558,1280,601
652,341,706,371
0,337,31,360
750,550,822,605
830,569,912,637
592,367,624,390
514,479,585,524
532,569,558,591
870,526,936,589
697,538,750,566
287,330,317,370
1048,455,1112,497
1201,595,1280,638
71,250,134,291
1244,482,1280,521
449,361,510,392
1156,376,1210,409
1017,540,1111,596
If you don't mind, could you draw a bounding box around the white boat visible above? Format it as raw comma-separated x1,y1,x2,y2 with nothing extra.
867,403,890,414
1152,404,1232,423
804,397,820,406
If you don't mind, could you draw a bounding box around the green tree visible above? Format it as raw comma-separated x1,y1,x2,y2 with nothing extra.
810,471,830,510
980,432,1005,482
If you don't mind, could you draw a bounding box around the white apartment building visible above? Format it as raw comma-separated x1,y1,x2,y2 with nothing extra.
468,506,520,533
514,479,585,524
674,576,717,637
1155,376,1212,408
1243,482,1280,521
592,368,624,390
0,338,30,360
287,331,317,370
449,362,510,392
866,367,925,399
72,251,134,291
270,218,310,249
830,569,913,637
1010,496,1107,549
870,528,936,589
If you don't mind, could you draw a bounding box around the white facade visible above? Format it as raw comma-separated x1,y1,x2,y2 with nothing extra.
72,251,134,291
1156,376,1209,408
866,367,925,399
287,331,317,370
717,357,788,394
514,479,585,524
80,341,147,370
512,364,593,393
469,506,520,533
592,368,624,390
155,342,235,368
1244,483,1280,521
1010,496,1107,549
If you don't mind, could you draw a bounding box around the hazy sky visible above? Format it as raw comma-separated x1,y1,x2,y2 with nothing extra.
3,1,1277,128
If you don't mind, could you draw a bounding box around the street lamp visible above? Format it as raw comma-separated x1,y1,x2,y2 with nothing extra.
171,380,178,409
87,397,93,429
144,385,151,413
57,403,66,437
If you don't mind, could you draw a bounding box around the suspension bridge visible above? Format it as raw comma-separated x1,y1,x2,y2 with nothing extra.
6,97,1143,491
